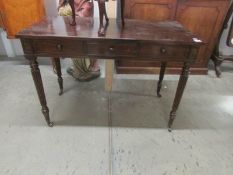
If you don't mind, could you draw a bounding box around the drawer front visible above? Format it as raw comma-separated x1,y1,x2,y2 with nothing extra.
87,42,138,57
33,39,84,56
139,44,189,60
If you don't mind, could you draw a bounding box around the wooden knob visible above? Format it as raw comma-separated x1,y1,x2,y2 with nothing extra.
56,44,63,51
160,47,167,54
109,47,114,52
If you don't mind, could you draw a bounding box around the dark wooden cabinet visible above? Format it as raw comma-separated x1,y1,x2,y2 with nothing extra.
116,0,231,74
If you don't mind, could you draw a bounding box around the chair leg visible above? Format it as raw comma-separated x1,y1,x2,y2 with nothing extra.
98,0,107,36
69,0,76,26
211,54,223,78
121,0,125,26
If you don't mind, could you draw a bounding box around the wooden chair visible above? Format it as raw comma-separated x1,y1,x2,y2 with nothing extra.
68,0,125,36
211,2,233,77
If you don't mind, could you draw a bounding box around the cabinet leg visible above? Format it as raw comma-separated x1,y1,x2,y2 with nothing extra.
168,62,190,131
157,62,167,97
28,57,54,127
53,57,63,95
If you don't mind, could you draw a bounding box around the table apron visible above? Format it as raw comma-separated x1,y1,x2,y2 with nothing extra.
21,39,198,63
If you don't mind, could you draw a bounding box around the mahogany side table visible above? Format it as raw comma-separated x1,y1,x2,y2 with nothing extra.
16,16,203,131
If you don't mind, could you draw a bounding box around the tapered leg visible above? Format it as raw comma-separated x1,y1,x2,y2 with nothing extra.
98,0,109,36
211,54,223,78
103,2,109,22
27,56,54,127
98,1,105,36
121,0,125,26
69,0,76,26
53,57,63,95
157,62,167,97
168,62,190,131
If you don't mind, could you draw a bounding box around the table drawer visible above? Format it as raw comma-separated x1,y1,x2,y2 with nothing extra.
140,44,189,59
87,42,138,57
33,39,84,56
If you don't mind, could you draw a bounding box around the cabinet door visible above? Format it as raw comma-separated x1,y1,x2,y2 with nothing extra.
176,0,230,67
125,0,177,21
1,0,45,38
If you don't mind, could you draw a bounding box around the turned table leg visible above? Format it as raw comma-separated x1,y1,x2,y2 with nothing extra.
168,62,190,131
157,62,167,97
27,56,54,127
53,57,63,95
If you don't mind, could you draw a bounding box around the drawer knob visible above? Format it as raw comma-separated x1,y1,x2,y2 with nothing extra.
109,47,114,52
160,47,167,54
56,44,63,51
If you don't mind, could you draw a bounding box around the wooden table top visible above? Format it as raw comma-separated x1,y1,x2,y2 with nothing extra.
16,16,203,46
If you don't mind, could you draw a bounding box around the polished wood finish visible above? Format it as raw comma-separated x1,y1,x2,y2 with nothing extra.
117,0,230,74
211,2,233,77
33,39,85,57
177,0,230,70
124,0,177,21
17,17,202,130
26,55,54,127
0,0,45,38
117,0,178,74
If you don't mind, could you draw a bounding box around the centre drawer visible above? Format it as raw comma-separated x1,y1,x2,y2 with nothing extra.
33,39,84,56
87,42,138,58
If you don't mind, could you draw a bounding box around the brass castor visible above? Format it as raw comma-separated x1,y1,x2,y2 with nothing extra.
59,89,63,96
48,122,54,127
